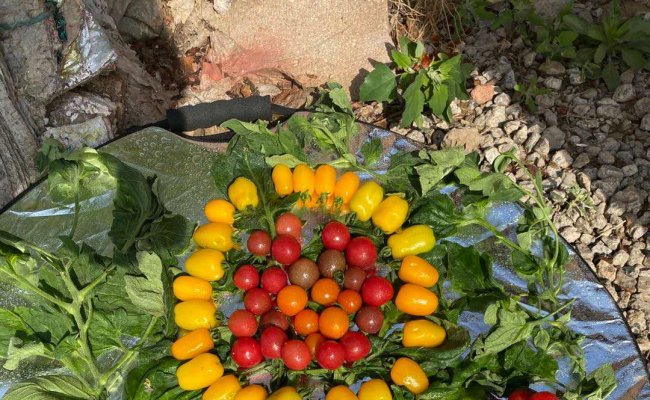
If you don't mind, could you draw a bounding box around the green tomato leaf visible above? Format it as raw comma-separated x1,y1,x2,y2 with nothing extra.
124,252,165,317
3,337,47,371
359,63,397,102
265,154,305,168
4,375,94,400
126,357,202,400
360,138,383,167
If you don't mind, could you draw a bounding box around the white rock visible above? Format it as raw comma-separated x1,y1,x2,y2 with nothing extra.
539,61,566,76
494,93,511,106
484,147,501,164
542,126,566,150
544,77,563,90
613,83,636,103
622,164,638,176
640,114,650,131
573,153,590,168
551,150,573,168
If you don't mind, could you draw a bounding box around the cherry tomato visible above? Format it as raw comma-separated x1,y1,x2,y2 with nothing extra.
345,237,377,270
234,265,259,292
355,306,384,334
316,340,345,370
275,212,302,239
339,331,371,363
293,309,320,336
530,392,559,400
319,307,349,339
304,333,326,359
231,337,263,368
228,310,258,337
311,278,341,306
277,285,308,316
272,235,302,265
343,268,366,291
260,326,288,359
281,340,311,370
261,267,288,294
361,276,394,307
322,221,350,251
337,290,362,314
260,310,289,331
247,230,271,256
509,389,534,400
244,288,273,315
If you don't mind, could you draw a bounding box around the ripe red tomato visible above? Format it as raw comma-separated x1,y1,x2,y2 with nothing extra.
271,234,301,265
321,221,350,251
339,331,371,363
260,310,289,331
231,337,263,368
355,306,384,334
247,230,271,256
530,392,559,400
345,237,377,270
315,340,345,370
244,288,273,315
261,267,288,294
508,389,534,400
361,276,394,307
260,326,288,359
275,212,303,239
227,310,258,337
343,268,366,291
281,340,311,370
234,265,259,291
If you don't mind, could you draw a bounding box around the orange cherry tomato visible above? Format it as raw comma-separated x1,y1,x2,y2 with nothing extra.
311,278,341,306
173,276,213,301
293,309,320,336
304,333,326,359
337,289,362,314
170,328,214,360
277,285,308,316
333,172,360,206
319,306,349,339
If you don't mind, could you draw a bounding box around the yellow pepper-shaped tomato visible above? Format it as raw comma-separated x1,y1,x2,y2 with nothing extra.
395,284,438,316
185,249,225,281
349,181,384,222
174,300,218,330
293,164,315,207
177,353,224,390
314,165,336,204
193,223,234,252
371,195,409,234
203,375,241,400
358,379,392,400
398,255,439,288
402,320,446,348
326,386,358,400
390,357,429,394
234,385,267,400
272,164,294,197
228,177,259,211
333,171,360,206
387,225,435,259
268,386,301,400
204,199,235,224
171,328,215,360
173,276,213,301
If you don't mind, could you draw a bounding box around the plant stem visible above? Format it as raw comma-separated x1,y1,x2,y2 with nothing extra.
0,268,71,311
79,264,116,301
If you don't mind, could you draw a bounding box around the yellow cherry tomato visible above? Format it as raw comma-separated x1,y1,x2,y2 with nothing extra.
173,276,213,301
326,385,358,400
268,386,302,400
193,222,234,252
314,165,336,203
358,379,392,400
272,164,294,197
204,199,235,224
371,195,409,234
293,164,315,195
395,284,438,316
402,319,446,348
387,225,435,259
228,177,259,211
174,300,218,330
171,328,214,360
398,255,439,288
333,171,360,206
203,375,241,400
176,353,224,390
234,385,267,400
349,181,384,222
185,249,225,281
390,357,429,394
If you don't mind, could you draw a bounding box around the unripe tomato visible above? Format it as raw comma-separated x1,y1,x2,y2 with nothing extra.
272,235,301,265
398,255,439,288
281,340,311,370
227,310,258,337
345,237,377,270
228,177,259,211
231,337,263,368
269,386,301,400
234,385,267,400
530,392,559,400
316,340,345,370
326,386,358,400
173,276,213,301
333,171,360,205
390,357,429,394
260,326,288,359
355,306,384,334
260,310,289,331
275,212,303,239
402,319,446,348
244,288,273,315
311,278,341,306
509,389,534,400
204,199,236,225
170,328,214,360
395,284,439,316
293,309,320,336
358,379,392,400
177,353,224,390
360,276,394,307
277,285,308,316
234,265,259,291
185,249,225,281
261,267,288,294
304,333,326,358
339,331,371,363
248,230,272,256
272,164,294,196
322,221,351,251
319,307,349,339
193,222,234,252
203,374,241,400
337,289,362,314
174,300,218,330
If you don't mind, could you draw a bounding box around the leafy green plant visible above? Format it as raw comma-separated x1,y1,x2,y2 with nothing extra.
359,37,472,127
563,0,650,90
514,77,551,112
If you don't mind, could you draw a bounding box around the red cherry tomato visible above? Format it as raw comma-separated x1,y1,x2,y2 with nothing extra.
355,306,384,334
227,310,258,337
315,340,345,370
345,237,377,270
281,340,312,370
509,389,534,400
339,331,371,363
231,337,263,368
261,267,288,294
244,288,273,315
275,212,303,239
321,221,350,251
247,230,271,256
361,276,394,307
234,265,259,291
530,392,559,400
271,234,302,265
260,310,289,331
260,326,288,359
